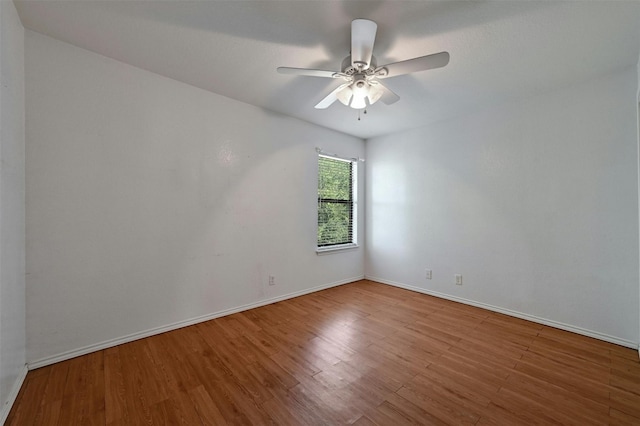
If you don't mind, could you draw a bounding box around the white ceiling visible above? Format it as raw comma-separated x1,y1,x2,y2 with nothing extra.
14,0,640,139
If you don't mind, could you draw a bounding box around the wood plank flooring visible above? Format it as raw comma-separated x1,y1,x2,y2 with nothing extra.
7,280,640,425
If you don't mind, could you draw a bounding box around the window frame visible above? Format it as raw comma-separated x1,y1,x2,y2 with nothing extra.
316,153,359,254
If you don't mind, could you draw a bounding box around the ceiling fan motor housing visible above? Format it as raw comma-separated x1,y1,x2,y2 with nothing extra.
341,55,377,76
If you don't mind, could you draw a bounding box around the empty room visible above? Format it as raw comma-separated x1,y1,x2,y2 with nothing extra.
1,0,640,424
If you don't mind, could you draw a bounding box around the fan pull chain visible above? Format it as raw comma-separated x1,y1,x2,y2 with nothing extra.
357,109,368,121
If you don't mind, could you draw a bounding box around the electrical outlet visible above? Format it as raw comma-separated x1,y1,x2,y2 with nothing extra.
425,269,432,280
455,274,463,285
268,275,276,286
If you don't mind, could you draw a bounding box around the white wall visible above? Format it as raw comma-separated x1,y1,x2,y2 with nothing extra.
0,0,26,420
637,56,640,351
25,31,365,365
366,67,640,347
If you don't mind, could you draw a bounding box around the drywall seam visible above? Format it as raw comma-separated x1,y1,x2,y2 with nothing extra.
0,365,28,424
27,276,364,370
366,275,639,349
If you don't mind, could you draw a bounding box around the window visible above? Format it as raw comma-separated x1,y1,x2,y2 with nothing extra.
317,154,357,250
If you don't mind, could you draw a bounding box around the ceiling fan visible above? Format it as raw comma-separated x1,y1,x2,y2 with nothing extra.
277,19,449,110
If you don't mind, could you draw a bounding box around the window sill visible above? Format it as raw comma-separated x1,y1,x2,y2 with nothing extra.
316,244,359,255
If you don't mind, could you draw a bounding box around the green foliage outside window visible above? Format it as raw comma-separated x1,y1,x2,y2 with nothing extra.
318,156,354,246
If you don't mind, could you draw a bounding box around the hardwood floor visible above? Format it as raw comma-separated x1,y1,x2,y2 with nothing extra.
7,280,640,425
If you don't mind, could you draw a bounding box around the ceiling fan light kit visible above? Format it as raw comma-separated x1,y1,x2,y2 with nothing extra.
277,18,450,110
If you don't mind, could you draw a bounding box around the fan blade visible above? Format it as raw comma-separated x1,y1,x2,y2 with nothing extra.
277,67,338,78
377,51,449,78
378,82,401,105
351,19,377,70
369,81,400,105
315,84,350,109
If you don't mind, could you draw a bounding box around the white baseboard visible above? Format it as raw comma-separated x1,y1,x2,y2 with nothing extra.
366,275,639,350
0,364,28,424
28,275,364,370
